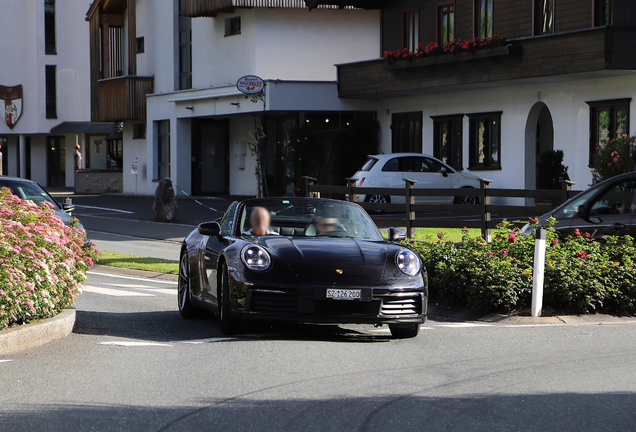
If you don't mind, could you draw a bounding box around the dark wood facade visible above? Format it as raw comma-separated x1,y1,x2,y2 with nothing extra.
338,27,636,98
327,0,636,98
97,76,154,122
87,0,145,122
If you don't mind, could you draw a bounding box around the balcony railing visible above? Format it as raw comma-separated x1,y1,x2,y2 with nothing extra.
97,76,154,122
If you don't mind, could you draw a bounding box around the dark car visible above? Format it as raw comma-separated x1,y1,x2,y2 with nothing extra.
178,197,427,338
523,172,636,239
0,176,86,230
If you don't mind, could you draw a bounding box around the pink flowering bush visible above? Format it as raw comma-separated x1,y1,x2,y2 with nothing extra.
0,187,96,328
591,133,636,184
409,219,636,315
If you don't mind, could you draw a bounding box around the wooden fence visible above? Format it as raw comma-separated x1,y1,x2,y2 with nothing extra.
304,177,581,241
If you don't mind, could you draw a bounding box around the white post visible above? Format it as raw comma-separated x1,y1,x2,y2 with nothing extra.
532,228,547,317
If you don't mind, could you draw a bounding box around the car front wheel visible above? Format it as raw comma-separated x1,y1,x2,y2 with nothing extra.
178,251,196,319
389,323,420,339
454,188,479,205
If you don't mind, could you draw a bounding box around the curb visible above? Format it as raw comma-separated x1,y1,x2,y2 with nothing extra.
0,308,76,355
90,264,179,282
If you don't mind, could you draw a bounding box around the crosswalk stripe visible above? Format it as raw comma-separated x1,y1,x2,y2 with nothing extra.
88,271,177,285
99,341,172,347
83,286,154,297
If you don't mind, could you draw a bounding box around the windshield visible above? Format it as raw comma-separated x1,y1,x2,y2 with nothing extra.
0,180,59,208
238,198,383,240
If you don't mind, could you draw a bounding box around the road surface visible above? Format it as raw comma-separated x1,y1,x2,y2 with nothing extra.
1,269,636,431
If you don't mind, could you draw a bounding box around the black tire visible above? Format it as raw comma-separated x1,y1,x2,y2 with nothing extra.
178,251,196,319
219,262,237,335
365,194,390,213
389,323,420,339
454,188,479,205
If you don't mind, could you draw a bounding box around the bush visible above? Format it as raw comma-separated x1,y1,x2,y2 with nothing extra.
0,187,96,328
536,150,569,190
591,133,636,184
410,221,636,315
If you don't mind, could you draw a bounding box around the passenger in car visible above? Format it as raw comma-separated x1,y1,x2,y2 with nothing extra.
245,207,279,236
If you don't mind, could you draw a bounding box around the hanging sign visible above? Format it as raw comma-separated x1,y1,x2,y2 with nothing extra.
237,76,265,95
131,158,138,175
0,85,23,129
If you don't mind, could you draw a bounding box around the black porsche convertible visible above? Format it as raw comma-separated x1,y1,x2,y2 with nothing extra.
178,198,427,338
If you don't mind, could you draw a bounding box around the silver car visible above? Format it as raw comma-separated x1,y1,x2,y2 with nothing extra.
352,153,483,205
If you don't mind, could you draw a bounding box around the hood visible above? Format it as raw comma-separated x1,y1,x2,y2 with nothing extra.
257,236,389,283
459,171,482,181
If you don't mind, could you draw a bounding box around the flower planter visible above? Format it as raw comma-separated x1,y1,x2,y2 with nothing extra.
383,45,522,71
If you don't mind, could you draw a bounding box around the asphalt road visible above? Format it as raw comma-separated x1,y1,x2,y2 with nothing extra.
1,270,636,431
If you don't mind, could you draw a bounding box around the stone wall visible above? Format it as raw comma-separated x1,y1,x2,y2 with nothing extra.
75,170,123,194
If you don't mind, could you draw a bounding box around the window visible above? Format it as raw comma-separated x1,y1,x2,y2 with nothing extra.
535,0,554,35
44,0,56,54
136,37,145,53
587,99,630,166
594,0,612,26
403,8,420,52
392,112,423,153
0,137,7,176
45,65,57,119
179,0,192,90
437,2,455,45
220,201,238,236
589,179,636,216
133,123,146,139
225,16,241,37
432,115,463,170
156,120,170,179
475,0,493,38
360,157,378,172
468,112,502,169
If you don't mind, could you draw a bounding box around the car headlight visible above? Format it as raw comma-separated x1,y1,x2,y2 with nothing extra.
396,249,421,277
241,245,272,272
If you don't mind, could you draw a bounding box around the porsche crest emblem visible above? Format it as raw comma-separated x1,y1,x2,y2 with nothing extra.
336,269,344,275
0,85,23,130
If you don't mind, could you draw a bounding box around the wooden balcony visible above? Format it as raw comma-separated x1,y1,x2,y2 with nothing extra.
97,76,154,122
337,27,636,98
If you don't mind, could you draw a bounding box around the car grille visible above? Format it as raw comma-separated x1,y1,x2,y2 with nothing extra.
381,295,422,316
249,290,298,314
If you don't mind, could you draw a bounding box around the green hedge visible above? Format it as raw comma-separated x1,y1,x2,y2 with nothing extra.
410,220,636,315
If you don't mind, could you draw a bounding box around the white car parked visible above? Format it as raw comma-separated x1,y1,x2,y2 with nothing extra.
352,153,483,205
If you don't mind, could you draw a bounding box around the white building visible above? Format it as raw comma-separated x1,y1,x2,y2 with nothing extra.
87,0,381,196
0,0,112,188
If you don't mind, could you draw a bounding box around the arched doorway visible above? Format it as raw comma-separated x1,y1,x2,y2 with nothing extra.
524,102,554,190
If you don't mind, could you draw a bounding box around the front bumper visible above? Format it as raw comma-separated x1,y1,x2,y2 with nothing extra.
231,286,428,325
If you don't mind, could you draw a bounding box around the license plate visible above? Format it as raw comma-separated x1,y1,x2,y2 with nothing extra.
326,289,361,300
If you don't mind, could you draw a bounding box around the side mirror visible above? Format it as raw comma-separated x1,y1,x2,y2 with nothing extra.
198,222,221,237
388,227,407,242
62,203,75,213
576,206,591,222
441,167,449,177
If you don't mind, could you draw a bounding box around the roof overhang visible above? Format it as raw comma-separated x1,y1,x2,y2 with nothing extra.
50,122,116,134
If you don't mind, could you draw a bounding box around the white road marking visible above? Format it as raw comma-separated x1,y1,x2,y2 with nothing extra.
0,360,13,363
80,214,196,228
436,323,492,328
103,284,177,296
142,288,177,296
73,204,134,214
83,286,155,297
178,338,236,344
99,341,172,347
88,272,177,285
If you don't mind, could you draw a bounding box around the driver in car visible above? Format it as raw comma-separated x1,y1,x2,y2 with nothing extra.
245,207,279,236
315,217,348,236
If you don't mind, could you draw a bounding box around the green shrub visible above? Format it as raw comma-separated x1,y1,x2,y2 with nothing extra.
410,221,636,315
0,187,96,328
591,133,636,184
